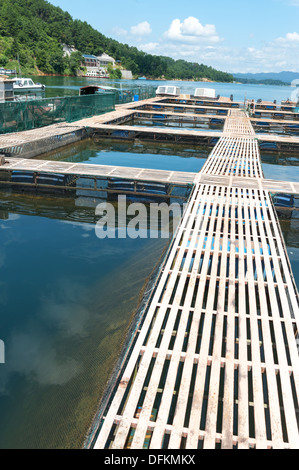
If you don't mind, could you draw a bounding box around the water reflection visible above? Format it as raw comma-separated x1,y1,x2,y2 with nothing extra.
28,75,296,103
14,90,46,101
36,139,210,173
278,209,299,285
261,150,299,181
125,118,224,133
0,192,170,449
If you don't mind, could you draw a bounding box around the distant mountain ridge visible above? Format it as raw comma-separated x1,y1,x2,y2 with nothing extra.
233,71,299,84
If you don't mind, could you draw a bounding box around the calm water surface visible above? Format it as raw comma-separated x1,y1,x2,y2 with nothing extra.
37,138,299,282
125,118,224,133
0,193,170,448
261,151,299,182
38,139,209,173
27,76,297,103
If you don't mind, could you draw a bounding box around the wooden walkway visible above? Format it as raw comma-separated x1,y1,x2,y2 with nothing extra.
0,157,298,196
0,157,197,186
159,97,242,109
131,109,226,124
1,99,299,158
91,109,299,450
137,101,299,119
87,107,299,150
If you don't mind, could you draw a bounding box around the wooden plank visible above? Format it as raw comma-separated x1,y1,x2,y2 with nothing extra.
131,184,213,449
248,188,285,448
93,184,202,449
168,185,225,449
257,190,299,448
221,186,237,449
235,187,250,449
244,189,274,448
200,186,231,449
87,105,299,450
150,186,221,449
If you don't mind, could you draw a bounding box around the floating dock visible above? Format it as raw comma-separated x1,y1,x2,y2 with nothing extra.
85,109,299,450
0,157,298,198
2,100,299,157
0,96,298,450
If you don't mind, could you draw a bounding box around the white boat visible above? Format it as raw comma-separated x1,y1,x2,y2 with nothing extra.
13,78,46,92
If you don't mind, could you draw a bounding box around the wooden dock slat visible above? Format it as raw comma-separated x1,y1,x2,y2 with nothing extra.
221,186,237,449
247,188,287,448
167,188,219,448
149,184,214,449
130,185,213,449
194,185,230,449
244,189,272,448
93,184,203,449
91,108,299,450
1,158,298,195
235,187,250,449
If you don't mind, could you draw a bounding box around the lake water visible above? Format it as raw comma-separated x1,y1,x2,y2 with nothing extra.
1,77,298,449
27,76,297,104
126,118,224,133
38,139,209,173
36,137,299,284
0,192,171,449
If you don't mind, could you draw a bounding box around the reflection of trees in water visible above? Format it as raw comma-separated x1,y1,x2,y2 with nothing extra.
261,151,299,166
278,216,299,248
0,191,97,224
0,210,9,220
38,139,211,163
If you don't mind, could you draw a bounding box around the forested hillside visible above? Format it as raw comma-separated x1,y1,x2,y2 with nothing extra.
233,71,299,84
0,0,234,81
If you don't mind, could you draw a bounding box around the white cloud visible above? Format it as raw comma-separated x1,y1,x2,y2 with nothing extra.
165,27,299,73
164,17,220,44
228,36,299,73
112,26,128,36
276,31,299,44
139,42,159,53
286,32,299,41
131,21,152,36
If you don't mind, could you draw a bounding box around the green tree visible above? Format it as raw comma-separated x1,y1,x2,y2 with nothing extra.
68,51,84,75
0,54,8,67
107,63,122,79
0,0,234,81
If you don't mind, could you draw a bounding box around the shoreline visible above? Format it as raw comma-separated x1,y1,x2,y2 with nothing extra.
23,74,291,87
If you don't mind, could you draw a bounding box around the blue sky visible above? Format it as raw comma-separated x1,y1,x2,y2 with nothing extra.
49,0,299,73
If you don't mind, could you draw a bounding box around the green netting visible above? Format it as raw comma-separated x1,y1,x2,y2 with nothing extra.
0,86,157,135
111,86,157,105
0,93,115,134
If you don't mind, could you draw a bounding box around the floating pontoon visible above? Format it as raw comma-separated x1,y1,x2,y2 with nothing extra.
156,86,180,97
194,88,216,99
